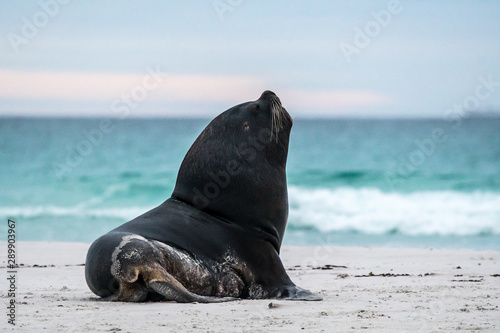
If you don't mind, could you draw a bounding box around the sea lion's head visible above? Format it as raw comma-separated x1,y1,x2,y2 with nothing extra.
239,90,293,142
172,91,292,250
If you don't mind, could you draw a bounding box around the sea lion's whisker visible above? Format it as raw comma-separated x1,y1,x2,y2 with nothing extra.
270,96,283,143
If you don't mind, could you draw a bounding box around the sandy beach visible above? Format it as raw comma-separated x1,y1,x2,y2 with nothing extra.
1,242,499,332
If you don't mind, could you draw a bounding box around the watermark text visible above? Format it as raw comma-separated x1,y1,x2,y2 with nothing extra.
7,0,70,53
6,219,17,326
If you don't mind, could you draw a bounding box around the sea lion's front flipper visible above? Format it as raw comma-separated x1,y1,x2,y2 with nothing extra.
268,285,323,301
248,244,323,301
285,286,323,301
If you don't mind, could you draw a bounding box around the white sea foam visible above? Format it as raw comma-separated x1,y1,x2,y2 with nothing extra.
288,186,500,236
0,205,146,221
1,187,499,237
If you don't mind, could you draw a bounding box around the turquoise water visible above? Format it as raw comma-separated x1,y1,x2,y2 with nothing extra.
1,117,499,248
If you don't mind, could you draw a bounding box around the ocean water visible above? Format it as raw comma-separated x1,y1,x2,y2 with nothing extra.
1,117,499,249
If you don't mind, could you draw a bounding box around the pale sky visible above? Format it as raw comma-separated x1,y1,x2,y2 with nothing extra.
1,1,499,118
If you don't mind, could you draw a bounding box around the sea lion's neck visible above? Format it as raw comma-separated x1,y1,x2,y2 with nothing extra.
171,108,291,250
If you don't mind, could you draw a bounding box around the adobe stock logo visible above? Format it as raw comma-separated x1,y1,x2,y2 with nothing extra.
7,0,70,53
339,0,402,63
52,65,166,178
213,0,243,21
385,74,499,189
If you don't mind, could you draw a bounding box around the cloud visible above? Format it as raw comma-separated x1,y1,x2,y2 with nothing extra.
280,89,393,116
0,68,266,102
0,69,138,101
0,69,393,117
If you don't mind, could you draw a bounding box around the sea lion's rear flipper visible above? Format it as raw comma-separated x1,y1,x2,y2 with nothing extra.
149,280,237,303
109,234,237,303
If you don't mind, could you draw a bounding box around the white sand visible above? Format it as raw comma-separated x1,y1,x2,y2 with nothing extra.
1,242,499,332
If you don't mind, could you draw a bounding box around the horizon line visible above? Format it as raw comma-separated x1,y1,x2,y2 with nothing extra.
1,113,500,121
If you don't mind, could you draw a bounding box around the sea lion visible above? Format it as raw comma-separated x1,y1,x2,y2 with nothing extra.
85,90,322,303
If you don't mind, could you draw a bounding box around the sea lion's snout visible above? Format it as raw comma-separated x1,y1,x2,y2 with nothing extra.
260,90,278,99
259,90,283,112
257,90,292,142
